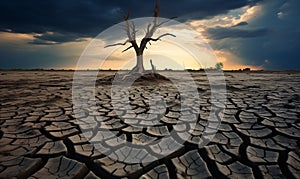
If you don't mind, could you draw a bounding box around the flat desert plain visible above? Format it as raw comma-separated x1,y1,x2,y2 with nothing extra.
0,71,299,178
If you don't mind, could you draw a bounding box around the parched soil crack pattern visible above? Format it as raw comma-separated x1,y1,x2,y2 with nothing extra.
0,71,299,179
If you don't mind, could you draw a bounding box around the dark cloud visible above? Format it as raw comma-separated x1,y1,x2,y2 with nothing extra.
232,21,248,27
249,0,300,70
0,0,262,44
206,27,269,40
0,45,72,69
207,0,300,70
29,32,85,45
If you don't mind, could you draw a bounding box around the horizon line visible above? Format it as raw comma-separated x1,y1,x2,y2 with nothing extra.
1,68,300,72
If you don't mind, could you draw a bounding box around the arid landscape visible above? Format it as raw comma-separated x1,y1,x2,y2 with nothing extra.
0,70,299,178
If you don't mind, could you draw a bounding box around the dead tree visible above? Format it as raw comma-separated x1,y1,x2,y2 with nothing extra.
105,0,176,74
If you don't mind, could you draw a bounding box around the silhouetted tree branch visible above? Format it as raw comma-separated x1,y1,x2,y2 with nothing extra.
104,40,129,48
122,45,134,52
149,33,176,42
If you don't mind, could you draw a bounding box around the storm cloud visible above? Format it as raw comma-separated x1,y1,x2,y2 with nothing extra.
0,0,263,44
206,27,269,40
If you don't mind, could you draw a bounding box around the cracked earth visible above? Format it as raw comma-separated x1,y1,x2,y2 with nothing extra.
0,71,299,178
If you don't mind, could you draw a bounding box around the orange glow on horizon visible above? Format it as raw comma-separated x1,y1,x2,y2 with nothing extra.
61,48,263,71
214,50,262,70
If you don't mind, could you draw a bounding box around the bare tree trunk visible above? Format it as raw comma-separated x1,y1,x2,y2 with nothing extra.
131,50,145,73
136,55,144,73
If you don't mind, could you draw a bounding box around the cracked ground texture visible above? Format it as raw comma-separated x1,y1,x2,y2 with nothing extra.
0,71,299,179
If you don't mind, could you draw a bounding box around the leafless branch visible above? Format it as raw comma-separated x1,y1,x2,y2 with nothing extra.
156,16,177,27
124,20,133,40
131,21,136,39
120,9,130,21
130,21,135,30
104,40,129,48
150,33,176,41
122,45,134,52
154,0,160,18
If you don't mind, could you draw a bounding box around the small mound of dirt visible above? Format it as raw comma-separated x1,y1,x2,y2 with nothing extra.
135,73,169,81
97,73,171,85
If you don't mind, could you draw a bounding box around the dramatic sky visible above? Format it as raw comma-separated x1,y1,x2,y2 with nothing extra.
0,0,299,70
